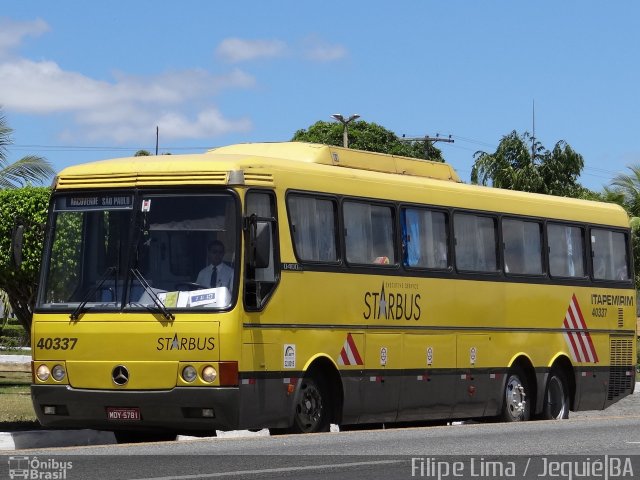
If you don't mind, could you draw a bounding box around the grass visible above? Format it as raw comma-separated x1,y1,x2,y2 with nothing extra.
0,384,38,428
0,349,30,355
0,371,31,385
0,370,39,430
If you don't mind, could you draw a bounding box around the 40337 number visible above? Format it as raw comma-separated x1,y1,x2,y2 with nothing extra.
36,337,78,350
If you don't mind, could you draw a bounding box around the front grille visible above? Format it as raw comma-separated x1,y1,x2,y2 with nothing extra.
617,308,624,328
608,338,634,400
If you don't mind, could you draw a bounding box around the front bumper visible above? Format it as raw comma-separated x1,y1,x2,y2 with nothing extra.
31,385,239,433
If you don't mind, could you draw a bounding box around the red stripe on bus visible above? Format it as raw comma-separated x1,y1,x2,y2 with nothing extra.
563,317,583,362
567,307,590,362
346,333,363,365
572,295,599,363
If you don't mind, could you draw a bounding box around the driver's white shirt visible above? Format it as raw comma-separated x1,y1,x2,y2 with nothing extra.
196,263,234,289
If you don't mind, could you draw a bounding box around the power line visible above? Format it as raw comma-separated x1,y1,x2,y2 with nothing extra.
11,144,212,152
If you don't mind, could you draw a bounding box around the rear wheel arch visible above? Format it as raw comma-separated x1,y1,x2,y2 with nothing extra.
303,355,344,425
502,355,537,421
537,355,573,420
548,355,575,409
280,355,343,433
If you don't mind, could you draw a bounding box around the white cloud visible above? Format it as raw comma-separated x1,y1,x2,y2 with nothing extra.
0,57,255,142
0,18,49,56
216,38,287,63
74,107,252,143
303,37,348,62
215,36,348,64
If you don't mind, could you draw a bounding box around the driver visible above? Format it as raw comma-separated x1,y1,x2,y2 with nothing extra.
196,240,234,290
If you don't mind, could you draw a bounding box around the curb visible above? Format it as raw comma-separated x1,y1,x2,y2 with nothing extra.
0,430,116,451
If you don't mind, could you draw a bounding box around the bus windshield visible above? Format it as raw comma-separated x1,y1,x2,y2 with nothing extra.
39,192,238,313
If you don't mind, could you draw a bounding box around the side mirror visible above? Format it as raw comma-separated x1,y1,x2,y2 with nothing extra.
252,221,271,269
11,224,24,268
246,215,271,269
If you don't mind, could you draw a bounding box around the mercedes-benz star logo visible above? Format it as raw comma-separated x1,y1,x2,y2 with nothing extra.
112,365,129,386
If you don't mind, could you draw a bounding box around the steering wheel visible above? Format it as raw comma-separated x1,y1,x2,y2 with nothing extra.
174,282,207,291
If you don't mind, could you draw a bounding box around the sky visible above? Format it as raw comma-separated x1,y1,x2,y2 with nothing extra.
1,1,639,191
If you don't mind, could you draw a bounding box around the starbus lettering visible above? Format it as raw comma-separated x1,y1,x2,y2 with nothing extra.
156,334,215,351
363,283,421,321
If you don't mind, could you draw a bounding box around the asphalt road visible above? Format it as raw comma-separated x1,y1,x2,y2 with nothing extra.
2,386,639,480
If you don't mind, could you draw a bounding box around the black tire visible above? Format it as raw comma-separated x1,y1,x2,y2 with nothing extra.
540,369,570,420
501,366,531,422
290,376,331,433
114,430,177,444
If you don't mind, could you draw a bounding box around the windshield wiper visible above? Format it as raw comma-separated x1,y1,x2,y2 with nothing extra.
70,266,117,321
130,268,175,321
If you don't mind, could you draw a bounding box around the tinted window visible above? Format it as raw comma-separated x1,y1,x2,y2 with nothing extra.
344,202,395,265
591,229,629,280
402,208,448,269
502,219,543,275
288,194,338,262
454,214,498,272
548,224,585,277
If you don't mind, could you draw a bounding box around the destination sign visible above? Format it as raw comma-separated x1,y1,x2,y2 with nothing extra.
55,195,134,211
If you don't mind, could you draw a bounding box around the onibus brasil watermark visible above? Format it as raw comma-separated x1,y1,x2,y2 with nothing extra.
7,456,73,479
411,456,634,480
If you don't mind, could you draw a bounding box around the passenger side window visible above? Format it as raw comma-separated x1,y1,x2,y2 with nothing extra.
401,208,449,269
502,218,543,275
454,213,498,272
547,224,585,277
591,229,629,280
344,201,396,265
287,194,338,262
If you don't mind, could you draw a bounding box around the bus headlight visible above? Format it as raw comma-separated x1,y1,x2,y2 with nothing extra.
182,365,197,383
51,365,66,382
36,365,50,382
202,366,217,383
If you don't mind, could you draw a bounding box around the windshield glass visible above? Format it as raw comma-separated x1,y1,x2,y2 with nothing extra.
130,193,238,310
39,192,238,312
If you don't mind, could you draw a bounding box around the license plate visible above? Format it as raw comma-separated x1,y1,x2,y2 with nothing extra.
106,407,141,421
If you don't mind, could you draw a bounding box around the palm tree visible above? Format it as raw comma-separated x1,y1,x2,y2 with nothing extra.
611,164,640,218
0,109,55,188
471,130,585,197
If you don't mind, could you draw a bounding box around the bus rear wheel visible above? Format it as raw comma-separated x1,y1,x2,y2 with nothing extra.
501,366,530,422
540,369,569,420
291,376,330,433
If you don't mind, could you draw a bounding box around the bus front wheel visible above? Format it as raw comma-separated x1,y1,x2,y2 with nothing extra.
291,376,330,433
540,369,569,420
501,366,531,422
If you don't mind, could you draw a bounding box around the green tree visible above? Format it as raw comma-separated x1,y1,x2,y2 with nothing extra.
292,120,444,162
0,187,51,332
471,130,584,197
0,109,55,333
1,109,55,188
607,165,640,288
134,149,151,156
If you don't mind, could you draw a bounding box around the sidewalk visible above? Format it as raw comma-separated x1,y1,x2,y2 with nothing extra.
0,354,30,372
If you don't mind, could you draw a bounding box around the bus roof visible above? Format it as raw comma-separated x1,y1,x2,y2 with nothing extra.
54,141,629,227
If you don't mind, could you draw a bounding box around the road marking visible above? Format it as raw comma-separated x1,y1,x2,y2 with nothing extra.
625,441,640,444
129,459,404,480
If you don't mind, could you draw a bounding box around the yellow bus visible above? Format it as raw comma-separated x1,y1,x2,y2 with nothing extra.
29,142,636,440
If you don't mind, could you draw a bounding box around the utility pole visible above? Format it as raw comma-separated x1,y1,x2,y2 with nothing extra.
155,126,159,155
400,133,454,159
531,100,536,161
